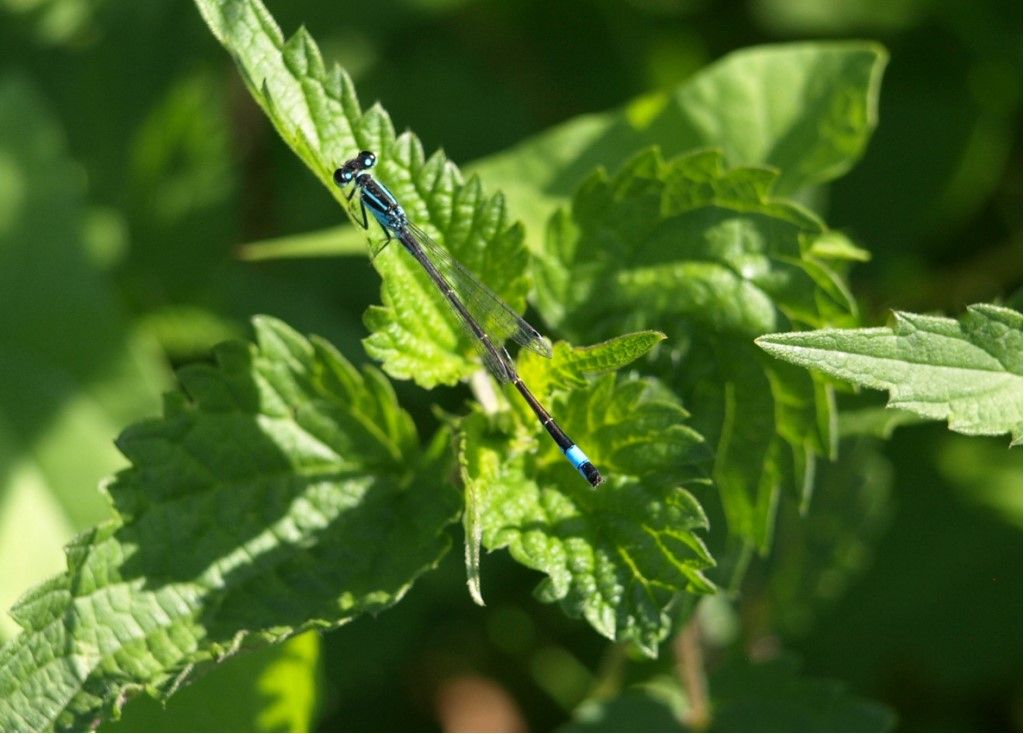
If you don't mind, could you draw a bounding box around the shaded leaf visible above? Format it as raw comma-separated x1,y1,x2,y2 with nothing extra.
765,439,894,635
838,405,929,439
563,655,894,731
937,434,1023,527
563,676,687,732
708,655,895,731
236,225,365,262
100,631,320,732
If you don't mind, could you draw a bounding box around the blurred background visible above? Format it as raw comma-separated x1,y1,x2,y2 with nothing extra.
0,0,1019,730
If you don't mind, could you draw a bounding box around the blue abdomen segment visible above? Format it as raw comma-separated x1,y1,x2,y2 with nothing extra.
564,444,589,470
563,444,603,487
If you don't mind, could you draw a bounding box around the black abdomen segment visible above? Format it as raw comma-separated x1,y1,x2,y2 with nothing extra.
396,229,603,487
512,377,604,487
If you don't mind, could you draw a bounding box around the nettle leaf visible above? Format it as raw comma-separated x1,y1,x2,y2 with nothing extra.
0,318,459,732
101,631,320,732
258,42,886,266
470,42,886,239
766,439,894,636
461,337,715,657
537,149,855,337
757,303,1024,444
514,330,668,403
194,0,530,388
838,406,929,440
537,148,855,549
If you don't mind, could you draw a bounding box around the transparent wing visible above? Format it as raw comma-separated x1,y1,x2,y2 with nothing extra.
401,220,553,360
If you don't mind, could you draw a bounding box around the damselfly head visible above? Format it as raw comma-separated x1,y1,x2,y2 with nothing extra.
357,150,377,170
333,166,356,186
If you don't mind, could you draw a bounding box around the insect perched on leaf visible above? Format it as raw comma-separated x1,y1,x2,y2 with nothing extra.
334,151,603,486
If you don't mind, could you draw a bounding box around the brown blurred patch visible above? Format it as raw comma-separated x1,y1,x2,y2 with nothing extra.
435,674,527,732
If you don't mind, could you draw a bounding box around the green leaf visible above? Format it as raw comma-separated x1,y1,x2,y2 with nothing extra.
193,0,532,388
757,304,1023,444
535,148,854,548
515,331,668,406
461,338,715,657
470,42,887,239
0,318,459,732
838,406,929,439
538,148,857,338
236,225,365,262
937,434,1023,527
276,42,886,269
564,676,687,732
766,439,894,635
0,72,319,731
100,631,320,732
807,231,872,263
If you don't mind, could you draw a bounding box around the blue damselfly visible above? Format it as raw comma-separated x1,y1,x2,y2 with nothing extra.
334,151,603,487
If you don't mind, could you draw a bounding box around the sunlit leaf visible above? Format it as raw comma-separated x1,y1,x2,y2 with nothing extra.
461,337,715,657
470,42,887,239
0,318,458,731
535,148,854,548
194,0,533,388
758,304,1023,444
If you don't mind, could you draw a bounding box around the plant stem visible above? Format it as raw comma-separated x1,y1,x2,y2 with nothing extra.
675,614,710,730
469,368,500,413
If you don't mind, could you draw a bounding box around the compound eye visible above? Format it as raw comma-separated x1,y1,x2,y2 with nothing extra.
359,150,376,168
333,168,353,185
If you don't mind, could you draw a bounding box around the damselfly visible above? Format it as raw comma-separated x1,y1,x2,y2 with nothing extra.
334,150,603,487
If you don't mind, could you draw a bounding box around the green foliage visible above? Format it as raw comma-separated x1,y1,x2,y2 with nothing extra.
565,676,687,731
937,434,1023,526
461,333,714,655
237,225,363,262
470,42,887,239
534,147,855,549
1,0,1018,729
0,318,458,731
566,657,895,731
102,631,320,732
195,0,531,389
706,656,895,731
0,75,166,636
764,438,894,635
0,73,165,519
256,42,888,260
757,304,1023,444
0,67,319,732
